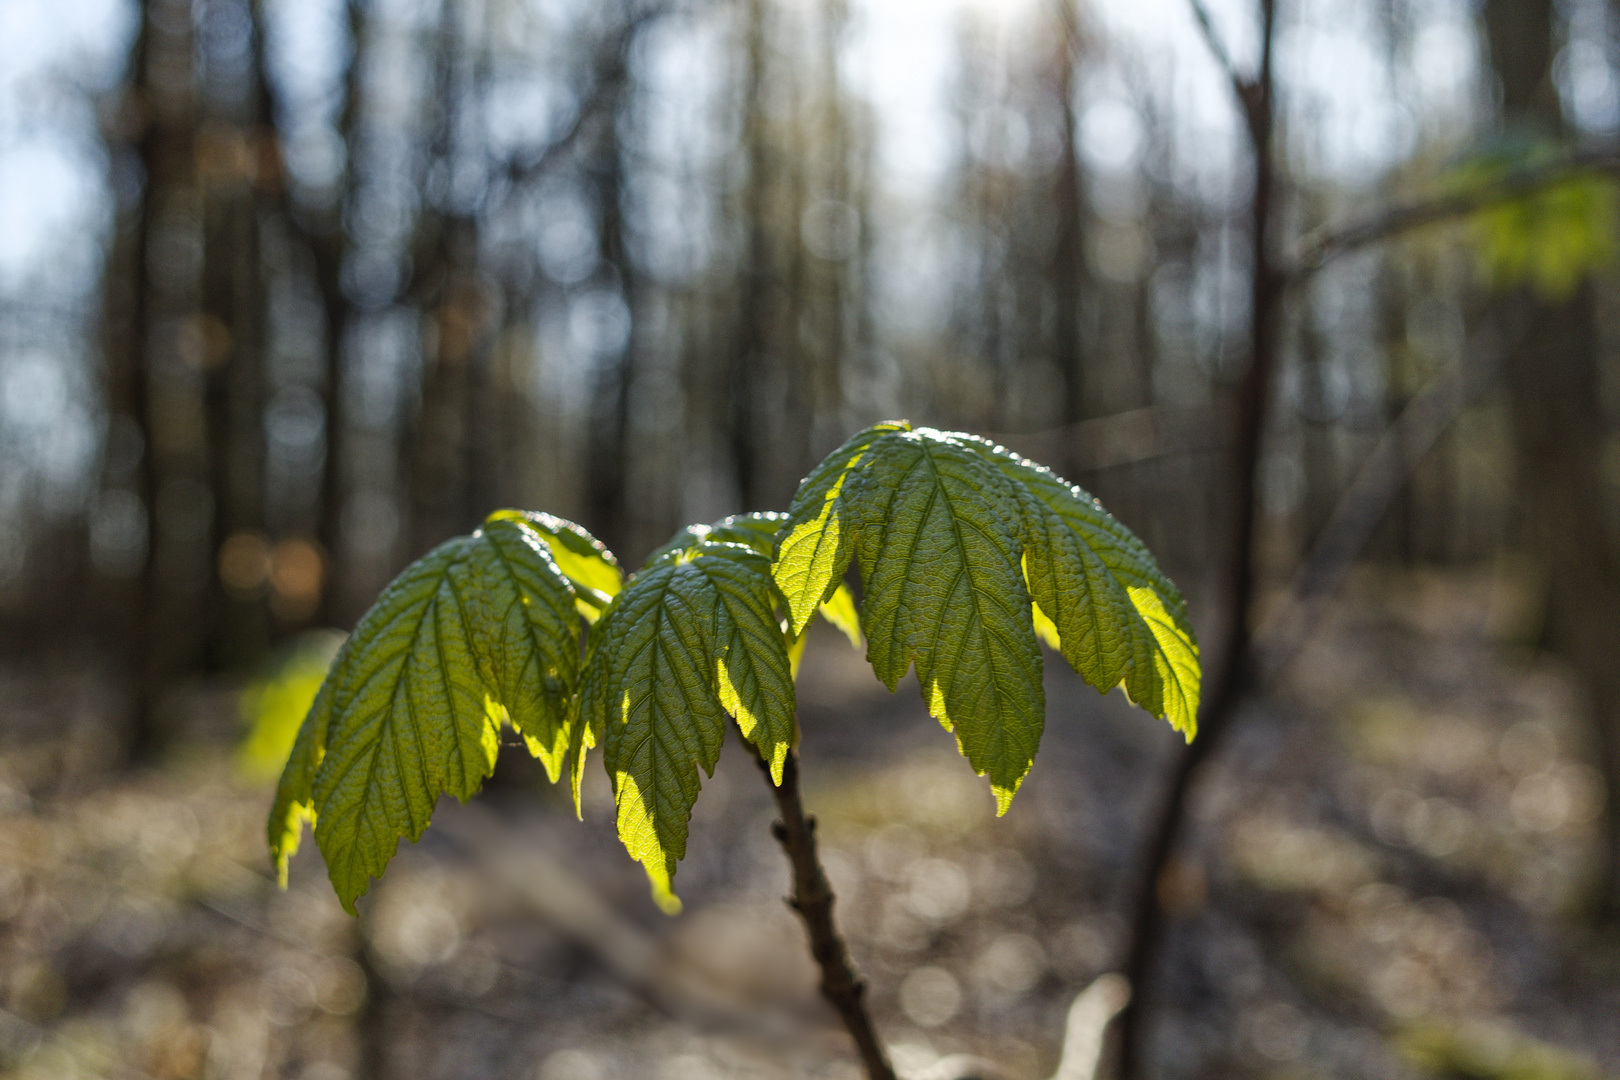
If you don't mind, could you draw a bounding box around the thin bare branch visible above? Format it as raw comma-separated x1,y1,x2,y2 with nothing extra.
1289,145,1620,278
1185,0,1250,105
992,404,1218,474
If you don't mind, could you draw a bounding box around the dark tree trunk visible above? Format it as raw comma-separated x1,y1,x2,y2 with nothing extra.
582,64,636,556
127,0,205,760
1485,0,1620,919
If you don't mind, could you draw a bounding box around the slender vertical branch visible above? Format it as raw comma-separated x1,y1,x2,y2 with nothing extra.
754,747,896,1080
1116,1,1280,1076
1185,0,1245,105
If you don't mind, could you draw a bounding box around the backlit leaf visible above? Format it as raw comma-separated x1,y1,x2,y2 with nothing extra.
269,512,587,911
580,540,795,912
773,422,1199,813
962,437,1199,739
774,423,906,634
650,511,863,653
818,584,862,650
490,510,623,621
776,423,1043,811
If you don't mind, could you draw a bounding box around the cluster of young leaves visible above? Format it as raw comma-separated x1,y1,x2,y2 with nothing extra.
269,423,1199,914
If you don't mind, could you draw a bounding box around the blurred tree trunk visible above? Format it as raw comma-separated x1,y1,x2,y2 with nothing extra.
199,4,274,664
99,32,159,735
808,0,854,460
406,5,474,556
728,0,772,513
312,0,363,626
126,0,207,758
1118,2,1283,1073
1484,0,1620,918
582,42,636,556
1052,0,1086,465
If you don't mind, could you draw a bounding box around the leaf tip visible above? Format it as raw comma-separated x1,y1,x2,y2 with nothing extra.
268,800,313,890
992,784,1016,817
643,859,684,915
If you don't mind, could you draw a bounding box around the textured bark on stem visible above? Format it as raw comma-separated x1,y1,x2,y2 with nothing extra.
755,748,896,1080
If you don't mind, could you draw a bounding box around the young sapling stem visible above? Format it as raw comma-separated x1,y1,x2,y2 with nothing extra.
754,746,896,1080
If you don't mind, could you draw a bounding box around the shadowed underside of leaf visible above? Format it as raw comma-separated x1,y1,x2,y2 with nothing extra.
269,513,589,912
580,540,795,912
772,421,1200,813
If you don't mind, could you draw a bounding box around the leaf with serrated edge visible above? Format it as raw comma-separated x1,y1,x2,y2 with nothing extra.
268,661,339,886
271,512,586,912
647,511,785,564
844,429,1043,812
490,510,622,621
772,423,1199,814
955,435,1199,740
465,517,583,779
775,423,905,634
581,541,795,912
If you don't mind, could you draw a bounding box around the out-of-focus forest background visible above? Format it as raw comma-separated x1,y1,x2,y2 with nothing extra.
3,0,1620,1077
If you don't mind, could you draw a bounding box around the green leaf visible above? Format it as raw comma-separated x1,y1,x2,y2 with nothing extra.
646,511,785,562
777,423,1043,812
775,423,906,634
1449,139,1618,300
464,516,587,780
818,583,862,650
961,437,1199,739
269,512,587,912
489,510,623,621
268,665,336,888
648,511,863,653
580,540,795,912
773,423,1200,812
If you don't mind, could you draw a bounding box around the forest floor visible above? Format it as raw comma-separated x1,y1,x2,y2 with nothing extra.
0,565,1617,1080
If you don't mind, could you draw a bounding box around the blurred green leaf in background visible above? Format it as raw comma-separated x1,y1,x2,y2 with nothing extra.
237,630,345,782
1453,137,1619,299
1399,1020,1600,1080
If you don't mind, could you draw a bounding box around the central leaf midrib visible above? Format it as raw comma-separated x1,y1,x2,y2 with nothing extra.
915,440,1029,731
322,559,450,848
487,527,574,715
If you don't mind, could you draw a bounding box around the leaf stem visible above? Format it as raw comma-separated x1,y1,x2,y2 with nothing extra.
754,747,896,1080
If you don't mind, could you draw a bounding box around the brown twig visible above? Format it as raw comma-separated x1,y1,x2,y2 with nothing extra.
1288,144,1620,278
1116,301,1526,1079
755,748,896,1080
